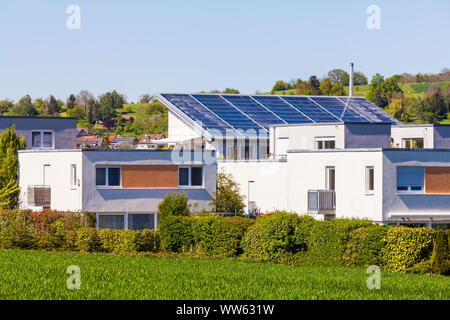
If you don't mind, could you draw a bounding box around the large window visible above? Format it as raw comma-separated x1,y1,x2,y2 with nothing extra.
98,214,124,229
397,167,424,193
32,131,53,149
128,214,155,230
179,167,203,187
402,138,424,149
96,167,121,187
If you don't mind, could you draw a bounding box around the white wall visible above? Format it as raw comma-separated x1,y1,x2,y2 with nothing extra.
18,150,83,211
218,160,287,213
391,125,433,148
286,150,384,221
168,111,202,141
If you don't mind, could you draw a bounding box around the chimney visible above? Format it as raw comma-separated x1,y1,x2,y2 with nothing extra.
349,62,354,97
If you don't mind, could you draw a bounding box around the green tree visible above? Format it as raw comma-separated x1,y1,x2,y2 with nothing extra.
308,75,321,95
330,83,345,96
66,94,76,109
157,192,190,221
67,105,86,119
139,94,152,104
99,90,124,120
211,170,245,215
222,88,240,94
44,95,60,116
0,126,26,208
367,74,402,108
0,100,13,115
328,69,348,85
9,95,38,117
353,71,368,85
272,80,290,92
319,78,333,95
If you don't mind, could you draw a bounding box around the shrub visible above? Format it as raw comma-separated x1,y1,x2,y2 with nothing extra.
157,193,190,221
407,259,433,274
342,227,369,267
0,209,35,249
304,218,373,267
76,227,101,252
381,227,435,273
431,230,449,275
97,229,145,253
140,229,160,252
243,212,315,263
207,217,253,258
211,170,245,215
159,216,195,252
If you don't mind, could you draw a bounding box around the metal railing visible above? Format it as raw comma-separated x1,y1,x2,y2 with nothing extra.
27,185,51,207
308,190,336,214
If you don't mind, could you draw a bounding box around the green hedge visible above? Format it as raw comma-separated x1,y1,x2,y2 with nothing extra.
159,216,195,252
381,227,435,272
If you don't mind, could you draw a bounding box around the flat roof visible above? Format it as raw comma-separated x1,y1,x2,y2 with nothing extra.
287,148,450,153
19,148,215,153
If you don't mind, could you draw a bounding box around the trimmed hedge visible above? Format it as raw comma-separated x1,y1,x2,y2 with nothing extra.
159,216,195,252
430,230,449,275
381,227,435,273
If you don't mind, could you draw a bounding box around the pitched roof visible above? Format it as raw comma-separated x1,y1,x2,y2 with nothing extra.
138,134,165,143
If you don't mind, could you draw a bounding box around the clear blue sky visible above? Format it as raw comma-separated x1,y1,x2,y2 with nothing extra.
0,0,449,102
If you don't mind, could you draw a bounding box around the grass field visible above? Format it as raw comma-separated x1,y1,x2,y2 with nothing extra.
0,249,448,300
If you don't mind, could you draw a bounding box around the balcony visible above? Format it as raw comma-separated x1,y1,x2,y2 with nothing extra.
308,190,336,214
27,186,51,207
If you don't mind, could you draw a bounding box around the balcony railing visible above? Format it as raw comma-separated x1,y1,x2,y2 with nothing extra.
308,190,336,214
27,185,51,207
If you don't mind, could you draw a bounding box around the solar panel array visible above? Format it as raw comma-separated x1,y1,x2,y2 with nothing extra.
159,93,400,137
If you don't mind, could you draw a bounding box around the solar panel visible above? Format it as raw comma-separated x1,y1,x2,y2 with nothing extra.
251,96,313,124
281,96,338,122
160,94,232,134
158,93,400,138
222,95,285,128
338,97,401,124
310,97,368,122
192,94,263,131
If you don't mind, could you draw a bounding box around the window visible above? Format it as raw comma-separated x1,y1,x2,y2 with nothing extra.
316,137,336,150
96,167,121,187
128,214,155,230
32,131,53,149
325,166,335,190
402,138,424,149
179,167,203,187
397,167,424,193
98,214,124,229
70,164,77,188
365,166,374,194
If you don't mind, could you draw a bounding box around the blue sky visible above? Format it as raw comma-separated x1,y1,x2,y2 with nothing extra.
0,0,449,102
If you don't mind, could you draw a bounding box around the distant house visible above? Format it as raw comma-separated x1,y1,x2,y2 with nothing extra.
76,136,104,149
137,134,166,149
76,128,89,138
0,116,77,149
110,136,138,149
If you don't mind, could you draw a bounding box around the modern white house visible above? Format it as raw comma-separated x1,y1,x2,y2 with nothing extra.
219,122,450,229
18,149,217,230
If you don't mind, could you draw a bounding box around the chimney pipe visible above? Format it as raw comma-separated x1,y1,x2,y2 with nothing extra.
349,62,354,97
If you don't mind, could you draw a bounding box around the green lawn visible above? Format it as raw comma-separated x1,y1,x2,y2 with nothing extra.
0,249,448,300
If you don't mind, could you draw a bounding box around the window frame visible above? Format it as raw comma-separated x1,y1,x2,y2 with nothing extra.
402,138,424,149
315,136,336,150
95,166,121,188
365,166,375,195
178,166,204,188
31,130,55,149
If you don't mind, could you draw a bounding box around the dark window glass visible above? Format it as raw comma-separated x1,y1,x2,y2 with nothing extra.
98,215,124,229
179,168,189,186
32,132,41,147
128,214,155,230
43,132,52,148
96,168,106,186
108,168,120,186
317,141,323,149
411,186,422,191
191,167,203,186
325,140,335,149
397,186,408,191
368,168,374,191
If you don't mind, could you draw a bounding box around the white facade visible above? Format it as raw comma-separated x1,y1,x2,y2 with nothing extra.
391,125,433,148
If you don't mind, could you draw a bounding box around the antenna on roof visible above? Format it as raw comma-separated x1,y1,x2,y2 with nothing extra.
349,62,354,97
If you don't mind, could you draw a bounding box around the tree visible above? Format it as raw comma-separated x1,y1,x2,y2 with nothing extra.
296,80,312,95
353,71,368,85
319,78,333,96
0,126,26,208
308,75,321,95
9,95,38,117
222,88,240,94
0,100,13,115
157,192,190,221
139,94,151,104
330,83,345,96
328,69,349,85
44,95,60,115
66,94,76,109
272,80,290,92
34,98,45,114
367,74,402,108
67,105,86,119
211,170,245,215
76,90,94,116
99,90,124,120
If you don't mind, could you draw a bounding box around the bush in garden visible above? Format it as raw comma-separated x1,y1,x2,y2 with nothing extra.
304,218,373,267
159,216,195,252
76,227,101,252
157,192,190,221
140,229,160,252
381,227,435,273
0,209,35,249
430,230,449,275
